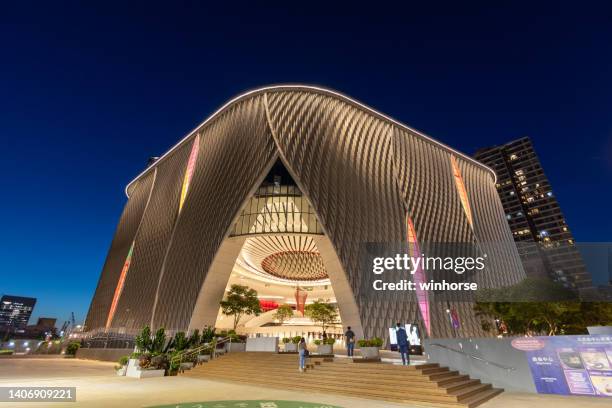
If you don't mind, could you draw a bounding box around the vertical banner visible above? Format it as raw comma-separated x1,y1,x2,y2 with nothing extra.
179,135,200,213
106,242,134,329
406,215,430,336
512,335,612,397
450,155,474,229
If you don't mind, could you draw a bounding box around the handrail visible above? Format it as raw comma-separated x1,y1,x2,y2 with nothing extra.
170,336,232,369
428,343,516,372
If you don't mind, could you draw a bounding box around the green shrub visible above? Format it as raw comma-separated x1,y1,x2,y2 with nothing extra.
324,338,336,345
188,329,200,348
313,339,321,346
291,336,302,344
370,337,383,347
173,332,189,351
65,341,80,356
152,327,167,354
281,337,290,344
135,326,153,353
0,350,14,355
200,326,215,344
357,337,383,347
118,355,129,367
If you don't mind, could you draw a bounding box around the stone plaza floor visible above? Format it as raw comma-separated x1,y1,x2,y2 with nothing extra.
0,357,610,408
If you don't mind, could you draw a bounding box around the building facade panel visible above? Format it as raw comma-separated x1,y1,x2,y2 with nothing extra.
151,95,278,331
87,86,527,341
109,141,191,332
266,90,417,340
392,129,484,338
84,171,155,331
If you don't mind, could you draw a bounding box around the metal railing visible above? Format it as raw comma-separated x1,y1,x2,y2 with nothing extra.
428,343,516,372
80,331,135,349
170,336,232,370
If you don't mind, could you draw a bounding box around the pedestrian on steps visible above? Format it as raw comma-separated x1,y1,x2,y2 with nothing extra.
345,326,355,357
396,322,410,366
298,337,308,372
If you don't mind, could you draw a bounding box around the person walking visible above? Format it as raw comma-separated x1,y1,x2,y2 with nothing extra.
345,326,355,357
396,323,410,366
298,337,308,372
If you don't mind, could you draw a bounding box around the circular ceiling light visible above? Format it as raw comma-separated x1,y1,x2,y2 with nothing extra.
261,251,328,281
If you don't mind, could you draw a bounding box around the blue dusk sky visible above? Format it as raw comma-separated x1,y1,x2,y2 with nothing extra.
1,2,611,325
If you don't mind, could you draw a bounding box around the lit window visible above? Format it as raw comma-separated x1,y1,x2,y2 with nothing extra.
506,214,512,220
509,191,515,196
515,170,524,176
540,230,549,237
516,212,523,217
547,191,553,197
509,154,518,160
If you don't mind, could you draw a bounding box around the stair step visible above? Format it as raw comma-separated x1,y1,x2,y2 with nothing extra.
186,354,502,408
193,372,458,396
194,365,467,388
457,388,503,408
188,372,496,408
190,371,460,402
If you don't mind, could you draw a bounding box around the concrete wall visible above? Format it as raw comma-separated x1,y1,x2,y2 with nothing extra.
246,337,278,352
424,338,536,393
76,348,131,362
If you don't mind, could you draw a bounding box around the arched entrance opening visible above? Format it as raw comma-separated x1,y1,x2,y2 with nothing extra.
187,159,364,346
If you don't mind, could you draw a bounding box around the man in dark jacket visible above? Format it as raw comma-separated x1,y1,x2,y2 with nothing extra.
396,322,410,365
345,326,355,357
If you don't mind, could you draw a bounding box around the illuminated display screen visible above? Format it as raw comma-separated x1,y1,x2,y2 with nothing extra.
388,324,421,346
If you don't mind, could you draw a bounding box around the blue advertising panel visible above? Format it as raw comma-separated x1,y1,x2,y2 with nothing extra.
512,335,612,397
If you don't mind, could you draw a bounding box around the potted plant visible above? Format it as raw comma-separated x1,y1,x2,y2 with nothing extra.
225,331,247,352
64,341,80,357
283,335,301,352
126,326,167,378
357,337,383,359
314,337,335,355
115,355,129,376
197,344,214,363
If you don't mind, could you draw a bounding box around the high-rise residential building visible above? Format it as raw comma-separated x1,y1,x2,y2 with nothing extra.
474,137,593,292
0,295,36,333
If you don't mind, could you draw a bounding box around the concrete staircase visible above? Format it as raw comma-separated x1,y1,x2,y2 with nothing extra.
182,352,502,407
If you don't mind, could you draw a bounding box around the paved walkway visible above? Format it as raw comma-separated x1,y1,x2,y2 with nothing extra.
0,358,609,408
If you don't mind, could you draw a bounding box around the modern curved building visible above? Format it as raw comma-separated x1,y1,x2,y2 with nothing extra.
85,85,525,342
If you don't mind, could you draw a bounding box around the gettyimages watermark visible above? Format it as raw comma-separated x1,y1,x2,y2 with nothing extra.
371,253,486,291
357,241,612,303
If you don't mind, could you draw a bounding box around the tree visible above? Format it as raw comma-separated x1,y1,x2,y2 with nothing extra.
273,304,294,325
220,284,262,330
474,277,612,336
304,300,338,333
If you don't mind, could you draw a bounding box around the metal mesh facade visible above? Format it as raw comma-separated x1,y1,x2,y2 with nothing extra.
85,171,155,331
85,86,526,339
